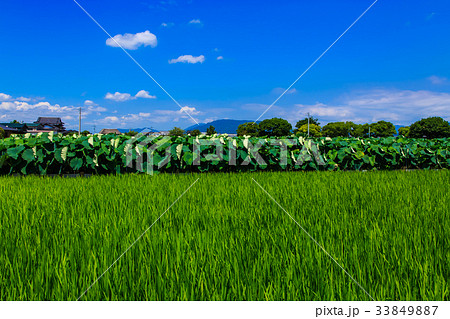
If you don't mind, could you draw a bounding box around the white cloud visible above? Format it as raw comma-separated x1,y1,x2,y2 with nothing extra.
216,56,224,60
154,106,201,116
427,75,448,85
153,106,201,123
0,100,107,114
81,100,107,112
293,103,354,119
105,92,134,102
103,116,120,123
15,96,32,102
97,106,202,127
161,22,174,28
0,93,12,101
189,19,202,24
0,101,65,112
106,30,157,50
84,100,96,106
0,102,16,111
105,90,157,101
135,90,156,99
169,55,205,64
87,105,107,112
203,117,218,123
0,93,44,103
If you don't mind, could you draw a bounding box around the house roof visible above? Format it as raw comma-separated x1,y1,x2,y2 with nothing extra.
0,124,19,131
25,123,43,128
0,122,28,129
100,129,122,135
35,117,63,125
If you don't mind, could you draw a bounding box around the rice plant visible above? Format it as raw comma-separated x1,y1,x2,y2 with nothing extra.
0,170,448,300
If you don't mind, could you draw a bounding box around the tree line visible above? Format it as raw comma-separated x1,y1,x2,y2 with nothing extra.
236,116,450,139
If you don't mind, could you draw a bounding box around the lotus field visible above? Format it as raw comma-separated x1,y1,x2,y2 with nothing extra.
0,170,449,300
0,133,449,175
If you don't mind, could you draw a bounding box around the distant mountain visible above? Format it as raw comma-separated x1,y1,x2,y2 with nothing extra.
185,119,259,134
117,127,159,134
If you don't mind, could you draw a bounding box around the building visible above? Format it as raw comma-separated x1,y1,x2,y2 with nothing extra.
34,117,66,132
0,124,20,137
99,129,121,135
1,117,71,136
0,123,28,134
22,123,46,133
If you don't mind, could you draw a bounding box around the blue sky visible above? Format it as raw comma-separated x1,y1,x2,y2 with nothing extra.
1,0,450,131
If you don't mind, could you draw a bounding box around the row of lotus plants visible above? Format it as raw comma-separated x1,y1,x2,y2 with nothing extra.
0,132,449,175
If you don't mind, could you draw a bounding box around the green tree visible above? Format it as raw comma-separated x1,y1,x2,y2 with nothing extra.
10,120,20,124
168,127,185,136
125,130,138,137
409,117,450,139
346,122,363,137
295,116,320,131
0,127,5,139
62,130,78,136
353,123,370,138
295,124,322,137
237,122,259,136
81,130,91,136
322,122,351,137
369,121,397,137
398,126,410,137
206,125,217,135
258,118,292,137
188,129,202,136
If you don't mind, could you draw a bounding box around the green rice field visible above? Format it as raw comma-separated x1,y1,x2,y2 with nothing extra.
0,170,449,300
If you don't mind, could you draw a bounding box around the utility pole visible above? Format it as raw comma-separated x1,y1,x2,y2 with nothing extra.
93,125,96,134
368,126,371,138
79,107,81,135
307,112,310,137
